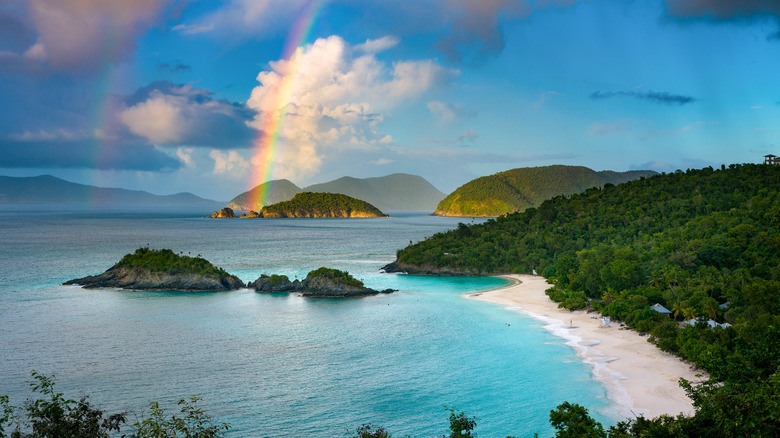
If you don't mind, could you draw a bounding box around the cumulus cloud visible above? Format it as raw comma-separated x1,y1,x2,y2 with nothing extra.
120,81,256,148
246,35,455,181
590,90,699,105
210,149,249,175
24,0,182,72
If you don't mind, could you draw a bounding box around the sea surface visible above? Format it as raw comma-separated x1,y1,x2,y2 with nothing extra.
0,206,616,437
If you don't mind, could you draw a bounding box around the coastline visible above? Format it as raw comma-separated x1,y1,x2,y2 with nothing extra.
468,274,703,421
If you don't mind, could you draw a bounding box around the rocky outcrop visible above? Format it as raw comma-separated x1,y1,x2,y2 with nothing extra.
249,269,396,297
381,261,476,276
64,266,245,291
240,210,260,218
210,207,236,218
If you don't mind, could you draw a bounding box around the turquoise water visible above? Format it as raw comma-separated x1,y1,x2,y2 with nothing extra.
0,207,615,437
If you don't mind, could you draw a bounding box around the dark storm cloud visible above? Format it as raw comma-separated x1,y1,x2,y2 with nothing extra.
663,0,780,21
590,90,699,106
663,0,780,39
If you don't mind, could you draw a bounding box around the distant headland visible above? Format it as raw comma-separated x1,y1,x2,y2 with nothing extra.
433,165,656,217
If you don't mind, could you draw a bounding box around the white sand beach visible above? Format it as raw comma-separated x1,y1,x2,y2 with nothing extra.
468,274,704,421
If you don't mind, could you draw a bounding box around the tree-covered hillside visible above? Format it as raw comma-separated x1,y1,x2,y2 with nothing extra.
259,192,387,218
434,165,655,217
391,164,780,435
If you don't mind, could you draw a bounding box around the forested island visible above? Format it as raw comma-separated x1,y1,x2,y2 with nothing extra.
211,192,387,218
249,267,395,297
434,165,655,217
385,163,780,436
63,247,244,291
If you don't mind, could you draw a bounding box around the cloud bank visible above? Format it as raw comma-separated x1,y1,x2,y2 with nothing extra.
246,35,456,181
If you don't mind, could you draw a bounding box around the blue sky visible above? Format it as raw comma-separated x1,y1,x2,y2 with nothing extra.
1,0,779,201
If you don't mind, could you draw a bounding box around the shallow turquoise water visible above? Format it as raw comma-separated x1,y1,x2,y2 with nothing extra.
0,208,615,437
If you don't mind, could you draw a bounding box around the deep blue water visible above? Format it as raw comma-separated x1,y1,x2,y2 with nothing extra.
0,207,615,437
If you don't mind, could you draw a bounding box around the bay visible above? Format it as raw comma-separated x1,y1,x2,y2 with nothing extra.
0,207,616,437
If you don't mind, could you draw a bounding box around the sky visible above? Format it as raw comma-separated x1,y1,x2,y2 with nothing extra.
1,0,779,201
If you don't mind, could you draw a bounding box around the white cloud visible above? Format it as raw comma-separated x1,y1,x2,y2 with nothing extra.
179,0,308,39
355,36,400,53
119,82,256,148
246,35,455,181
22,39,47,61
176,147,195,167
171,23,214,35
210,149,249,175
120,94,185,144
371,158,394,165
427,101,458,122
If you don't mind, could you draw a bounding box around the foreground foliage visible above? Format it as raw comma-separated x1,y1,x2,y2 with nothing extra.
0,372,228,438
395,164,780,436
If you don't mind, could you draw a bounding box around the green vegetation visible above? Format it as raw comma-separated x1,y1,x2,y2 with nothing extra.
116,247,232,280
260,192,387,217
306,267,364,288
434,165,655,217
395,163,780,435
0,372,228,438
226,179,302,211
258,273,290,285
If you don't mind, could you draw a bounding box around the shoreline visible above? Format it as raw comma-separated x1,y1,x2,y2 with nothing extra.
467,274,703,421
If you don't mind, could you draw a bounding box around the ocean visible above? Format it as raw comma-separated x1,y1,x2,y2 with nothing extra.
0,206,616,437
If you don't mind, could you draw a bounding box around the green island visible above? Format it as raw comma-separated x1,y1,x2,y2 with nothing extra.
385,163,780,436
434,165,655,217
63,247,244,291
256,192,387,218
249,267,395,297
212,192,388,218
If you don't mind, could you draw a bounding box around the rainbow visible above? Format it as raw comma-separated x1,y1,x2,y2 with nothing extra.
247,0,325,211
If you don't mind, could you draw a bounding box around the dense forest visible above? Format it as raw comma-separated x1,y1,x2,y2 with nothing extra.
392,164,780,436
116,247,233,280
434,165,655,217
257,192,387,218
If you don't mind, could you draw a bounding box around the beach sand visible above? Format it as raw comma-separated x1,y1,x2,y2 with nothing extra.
468,274,704,421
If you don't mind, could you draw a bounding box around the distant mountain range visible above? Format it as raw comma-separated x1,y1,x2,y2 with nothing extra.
0,175,223,207
434,165,657,217
227,173,446,211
